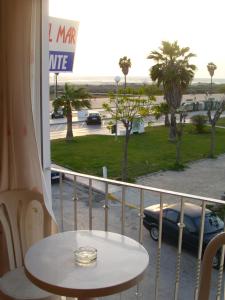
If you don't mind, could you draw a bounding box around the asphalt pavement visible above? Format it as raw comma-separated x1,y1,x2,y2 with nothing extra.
50,109,225,140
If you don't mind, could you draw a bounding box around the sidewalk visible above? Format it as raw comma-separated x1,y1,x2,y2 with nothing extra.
137,153,225,200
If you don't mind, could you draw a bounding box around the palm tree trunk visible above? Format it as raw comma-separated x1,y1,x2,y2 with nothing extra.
66,106,73,140
121,129,129,181
210,76,212,94
210,125,216,157
169,111,177,141
124,75,127,89
165,114,170,127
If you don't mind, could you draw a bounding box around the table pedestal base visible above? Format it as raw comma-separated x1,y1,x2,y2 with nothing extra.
66,298,96,300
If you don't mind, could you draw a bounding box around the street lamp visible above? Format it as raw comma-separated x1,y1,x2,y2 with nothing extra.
114,76,121,139
55,72,59,98
142,79,148,87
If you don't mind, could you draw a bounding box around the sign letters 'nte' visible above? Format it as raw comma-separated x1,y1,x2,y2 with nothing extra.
49,17,79,72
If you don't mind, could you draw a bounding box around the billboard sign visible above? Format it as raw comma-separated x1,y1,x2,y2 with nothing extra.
49,17,79,72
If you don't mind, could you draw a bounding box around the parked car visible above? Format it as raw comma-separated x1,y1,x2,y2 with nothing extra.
143,202,224,268
51,108,64,119
51,171,65,183
86,112,102,125
181,102,194,112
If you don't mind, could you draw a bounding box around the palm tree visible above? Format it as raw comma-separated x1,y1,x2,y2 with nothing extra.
207,62,217,94
148,41,196,141
152,101,170,127
52,83,91,140
119,56,131,88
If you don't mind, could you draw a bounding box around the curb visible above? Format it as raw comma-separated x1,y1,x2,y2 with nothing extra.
52,163,140,210
62,175,104,194
108,193,139,210
50,117,111,126
61,174,139,209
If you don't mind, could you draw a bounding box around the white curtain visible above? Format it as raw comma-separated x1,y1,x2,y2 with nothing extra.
0,0,56,225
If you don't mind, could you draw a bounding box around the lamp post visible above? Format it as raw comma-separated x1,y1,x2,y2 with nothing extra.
55,72,59,98
114,76,121,139
143,79,148,87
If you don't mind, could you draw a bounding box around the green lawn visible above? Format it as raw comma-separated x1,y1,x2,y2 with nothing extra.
218,117,225,127
51,125,225,180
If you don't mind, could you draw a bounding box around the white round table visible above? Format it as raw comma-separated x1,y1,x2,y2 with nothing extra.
24,230,149,300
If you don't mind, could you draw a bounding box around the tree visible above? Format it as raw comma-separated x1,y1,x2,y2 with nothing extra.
119,56,131,89
174,109,186,166
207,62,217,94
152,101,170,127
207,99,225,157
103,88,152,181
147,41,196,141
52,83,91,140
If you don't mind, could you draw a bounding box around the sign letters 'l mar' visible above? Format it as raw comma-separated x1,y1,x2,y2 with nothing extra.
49,17,79,72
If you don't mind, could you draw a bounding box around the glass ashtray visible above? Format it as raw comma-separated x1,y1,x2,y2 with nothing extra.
74,246,97,265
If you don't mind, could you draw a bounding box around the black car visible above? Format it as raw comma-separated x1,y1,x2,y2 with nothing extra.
86,112,102,125
143,203,224,268
51,108,64,119
51,171,65,183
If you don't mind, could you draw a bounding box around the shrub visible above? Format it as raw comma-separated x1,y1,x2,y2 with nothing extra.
190,114,207,133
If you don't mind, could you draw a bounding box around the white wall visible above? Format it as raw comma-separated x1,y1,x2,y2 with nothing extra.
31,0,51,197
41,0,51,192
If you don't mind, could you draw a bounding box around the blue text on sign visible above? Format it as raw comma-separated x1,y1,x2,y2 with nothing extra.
49,51,74,72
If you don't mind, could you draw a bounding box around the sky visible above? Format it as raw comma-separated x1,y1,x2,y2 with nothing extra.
49,0,225,79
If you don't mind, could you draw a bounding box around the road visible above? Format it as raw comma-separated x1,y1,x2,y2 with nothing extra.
50,110,225,140
50,112,154,139
50,120,110,139
50,118,160,140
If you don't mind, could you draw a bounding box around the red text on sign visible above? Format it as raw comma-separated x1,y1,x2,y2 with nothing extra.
56,26,76,44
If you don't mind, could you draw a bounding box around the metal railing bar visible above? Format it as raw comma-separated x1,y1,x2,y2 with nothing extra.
52,167,224,205
194,201,206,300
174,197,185,300
104,183,109,232
89,178,92,230
135,283,142,299
73,175,78,231
155,192,163,300
121,186,125,235
59,172,64,232
138,189,144,245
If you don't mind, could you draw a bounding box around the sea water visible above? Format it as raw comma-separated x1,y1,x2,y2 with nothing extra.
49,74,225,86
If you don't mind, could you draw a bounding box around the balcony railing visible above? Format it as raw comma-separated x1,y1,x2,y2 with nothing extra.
51,167,225,300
